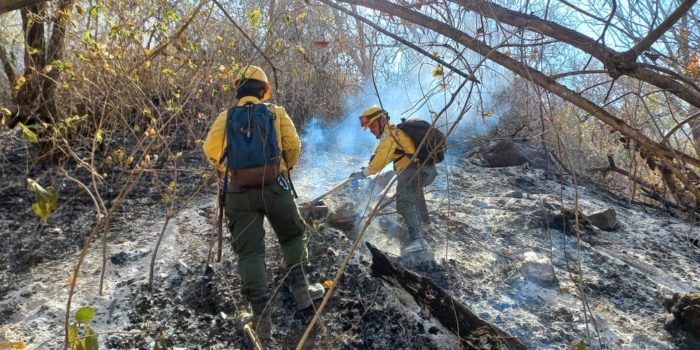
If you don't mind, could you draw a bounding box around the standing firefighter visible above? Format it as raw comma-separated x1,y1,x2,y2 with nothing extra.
202,65,325,342
349,105,443,258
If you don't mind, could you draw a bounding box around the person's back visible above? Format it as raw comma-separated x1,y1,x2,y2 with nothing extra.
202,65,324,343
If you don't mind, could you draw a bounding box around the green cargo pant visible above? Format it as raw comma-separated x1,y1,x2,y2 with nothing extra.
225,177,308,304
396,163,438,241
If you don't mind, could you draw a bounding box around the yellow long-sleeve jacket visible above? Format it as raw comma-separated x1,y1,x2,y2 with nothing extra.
362,124,417,176
202,96,301,177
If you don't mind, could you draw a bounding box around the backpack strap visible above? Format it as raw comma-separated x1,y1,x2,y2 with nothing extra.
218,105,239,165
390,124,413,163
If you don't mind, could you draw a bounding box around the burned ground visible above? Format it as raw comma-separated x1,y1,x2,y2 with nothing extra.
1,130,699,349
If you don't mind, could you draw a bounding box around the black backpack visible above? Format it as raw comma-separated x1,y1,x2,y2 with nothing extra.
396,118,446,164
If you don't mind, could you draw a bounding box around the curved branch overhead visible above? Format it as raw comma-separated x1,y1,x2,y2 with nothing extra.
452,0,700,108
332,0,700,169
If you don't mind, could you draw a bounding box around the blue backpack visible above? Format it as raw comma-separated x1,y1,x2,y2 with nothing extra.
222,103,280,187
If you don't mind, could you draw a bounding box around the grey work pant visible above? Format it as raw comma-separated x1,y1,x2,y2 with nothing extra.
396,162,438,241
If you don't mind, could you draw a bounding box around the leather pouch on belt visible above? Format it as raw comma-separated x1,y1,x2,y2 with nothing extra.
231,166,279,188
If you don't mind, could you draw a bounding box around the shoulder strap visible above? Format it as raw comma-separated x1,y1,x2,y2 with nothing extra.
389,125,411,161
218,106,237,165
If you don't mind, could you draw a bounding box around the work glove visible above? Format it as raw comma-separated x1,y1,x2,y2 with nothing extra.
349,168,367,187
348,168,367,180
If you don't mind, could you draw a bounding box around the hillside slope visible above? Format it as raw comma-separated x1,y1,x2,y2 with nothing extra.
1,143,698,349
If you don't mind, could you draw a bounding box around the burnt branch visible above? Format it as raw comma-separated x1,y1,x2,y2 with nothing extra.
367,242,527,350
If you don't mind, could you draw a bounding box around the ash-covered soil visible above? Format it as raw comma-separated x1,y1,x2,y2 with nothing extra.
1,129,699,349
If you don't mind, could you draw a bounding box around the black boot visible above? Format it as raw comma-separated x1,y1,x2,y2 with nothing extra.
288,267,325,310
239,294,272,342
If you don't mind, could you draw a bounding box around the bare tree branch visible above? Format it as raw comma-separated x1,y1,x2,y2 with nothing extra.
0,0,46,15
663,111,700,142
452,0,700,108
211,0,279,90
623,0,697,60
140,1,205,63
319,0,479,82
0,43,18,87
551,70,608,80
334,0,700,169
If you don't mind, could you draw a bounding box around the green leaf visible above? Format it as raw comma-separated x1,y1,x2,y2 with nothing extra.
83,325,98,350
27,46,41,55
17,123,38,143
84,30,95,46
14,76,27,90
51,59,67,70
68,324,79,343
284,15,292,27
27,179,57,223
114,149,126,163
0,106,11,116
95,129,104,144
246,8,261,26
572,340,588,350
89,5,100,17
72,339,85,350
75,306,95,323
166,10,178,21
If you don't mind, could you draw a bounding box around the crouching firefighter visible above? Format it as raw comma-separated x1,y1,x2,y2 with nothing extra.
202,65,325,342
349,106,442,257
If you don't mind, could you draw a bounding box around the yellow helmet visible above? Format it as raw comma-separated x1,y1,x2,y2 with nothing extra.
233,65,271,100
359,105,387,128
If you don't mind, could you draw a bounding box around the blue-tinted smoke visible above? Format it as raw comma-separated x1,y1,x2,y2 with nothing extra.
294,66,499,198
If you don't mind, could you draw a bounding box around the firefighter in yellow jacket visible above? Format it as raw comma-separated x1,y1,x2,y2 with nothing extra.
203,65,324,341
350,106,438,256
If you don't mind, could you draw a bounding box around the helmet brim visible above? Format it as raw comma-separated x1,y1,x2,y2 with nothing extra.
359,110,385,128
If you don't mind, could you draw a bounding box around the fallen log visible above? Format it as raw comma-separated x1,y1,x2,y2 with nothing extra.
366,243,527,350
